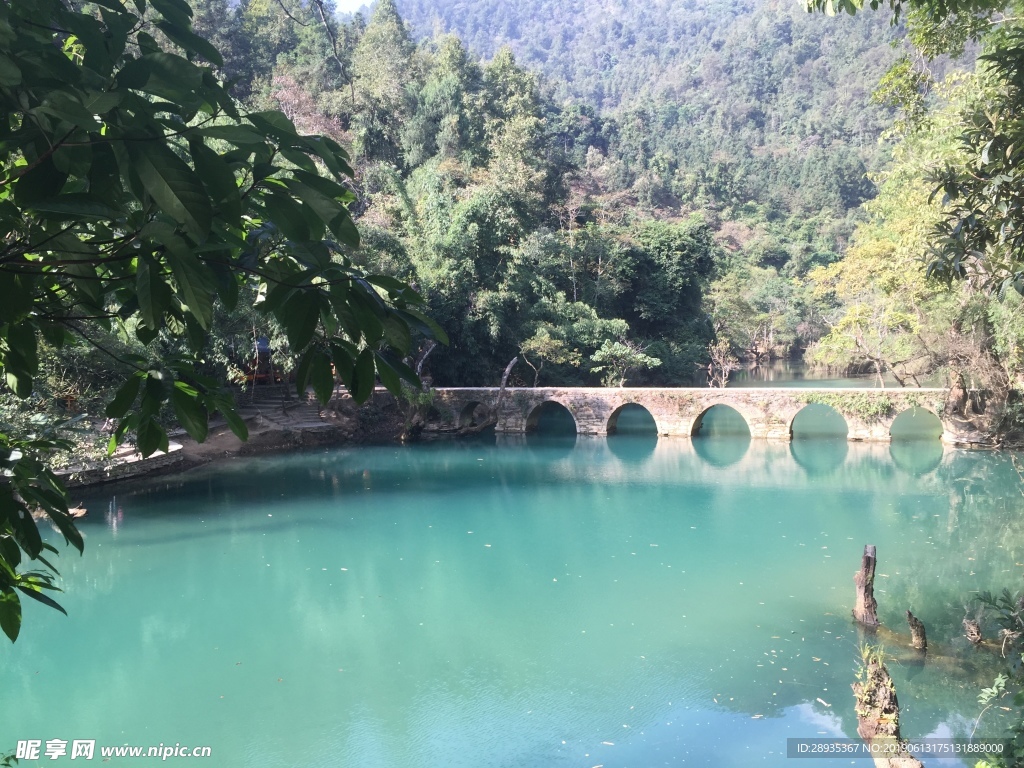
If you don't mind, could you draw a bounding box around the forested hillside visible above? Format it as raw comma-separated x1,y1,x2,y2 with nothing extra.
397,0,899,215
180,0,920,385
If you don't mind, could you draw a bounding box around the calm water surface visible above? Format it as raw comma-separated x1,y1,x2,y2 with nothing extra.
727,359,944,388
3,411,1021,767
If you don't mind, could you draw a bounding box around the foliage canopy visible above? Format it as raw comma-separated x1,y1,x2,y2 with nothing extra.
0,0,442,642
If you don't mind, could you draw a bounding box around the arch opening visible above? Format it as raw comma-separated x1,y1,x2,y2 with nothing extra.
607,403,658,436
790,403,848,439
691,404,751,437
459,401,491,428
889,407,943,441
525,401,578,436
691,404,750,468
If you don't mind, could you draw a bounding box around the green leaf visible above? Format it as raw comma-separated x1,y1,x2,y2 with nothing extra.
262,190,314,242
190,140,241,223
150,0,193,26
0,536,22,570
196,125,267,145
401,307,450,346
310,351,335,404
13,156,68,208
128,140,212,242
366,274,414,294
221,406,248,442
281,292,321,351
351,347,376,403
171,384,208,442
0,272,33,324
41,507,84,555
382,315,412,356
283,178,346,228
279,147,317,174
165,240,217,330
118,52,203,97
36,90,101,130
247,110,300,145
304,135,355,179
328,210,360,248
330,341,356,390
136,416,169,457
294,349,314,398
0,591,21,642
29,193,119,220
0,53,21,86
136,255,172,331
106,375,142,418
154,20,223,66
16,586,67,616
10,505,43,560
375,353,401,394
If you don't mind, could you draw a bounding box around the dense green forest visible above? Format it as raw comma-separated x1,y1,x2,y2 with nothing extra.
7,0,1023,437
398,0,900,211
7,0,1024,428
178,0,925,387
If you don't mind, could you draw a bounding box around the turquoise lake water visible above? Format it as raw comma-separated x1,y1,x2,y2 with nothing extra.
3,407,1022,767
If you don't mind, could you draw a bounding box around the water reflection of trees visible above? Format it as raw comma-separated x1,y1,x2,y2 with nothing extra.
65,437,1024,747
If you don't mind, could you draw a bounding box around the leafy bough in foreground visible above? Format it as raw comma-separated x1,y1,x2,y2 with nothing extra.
0,0,445,641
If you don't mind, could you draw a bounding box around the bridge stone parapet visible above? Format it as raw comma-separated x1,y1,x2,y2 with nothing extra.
428,387,972,444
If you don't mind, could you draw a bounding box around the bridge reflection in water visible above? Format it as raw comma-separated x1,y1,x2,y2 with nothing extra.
473,399,953,482
430,386,970,443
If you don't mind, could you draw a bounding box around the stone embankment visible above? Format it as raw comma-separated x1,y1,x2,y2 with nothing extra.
59,443,186,488
60,385,408,489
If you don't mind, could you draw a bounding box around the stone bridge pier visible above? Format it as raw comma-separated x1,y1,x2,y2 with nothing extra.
428,387,973,444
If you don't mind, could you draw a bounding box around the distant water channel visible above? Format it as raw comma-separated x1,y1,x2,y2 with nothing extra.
4,407,1020,767
726,359,943,388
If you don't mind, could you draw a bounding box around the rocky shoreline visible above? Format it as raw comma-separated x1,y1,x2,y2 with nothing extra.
60,386,410,491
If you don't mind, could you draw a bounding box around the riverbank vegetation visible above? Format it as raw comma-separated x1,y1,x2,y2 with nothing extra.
0,0,440,642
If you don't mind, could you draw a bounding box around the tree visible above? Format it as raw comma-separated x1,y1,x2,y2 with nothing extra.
350,0,416,163
519,327,580,386
591,338,661,387
805,0,1024,299
706,339,739,388
0,0,444,642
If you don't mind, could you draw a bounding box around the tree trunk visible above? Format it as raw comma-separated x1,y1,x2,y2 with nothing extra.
494,357,518,429
852,652,924,768
964,618,983,644
905,611,926,651
415,340,438,377
854,545,880,626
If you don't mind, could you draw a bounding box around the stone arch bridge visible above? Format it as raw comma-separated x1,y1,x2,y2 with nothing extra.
427,387,973,443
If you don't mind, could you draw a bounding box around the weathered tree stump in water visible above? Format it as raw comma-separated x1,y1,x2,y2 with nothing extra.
854,545,880,626
906,611,927,651
964,618,983,644
852,651,925,768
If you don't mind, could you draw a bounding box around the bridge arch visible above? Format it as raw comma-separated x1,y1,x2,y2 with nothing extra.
525,400,578,434
607,403,659,436
789,403,849,439
691,403,753,437
889,406,943,440
458,401,491,428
